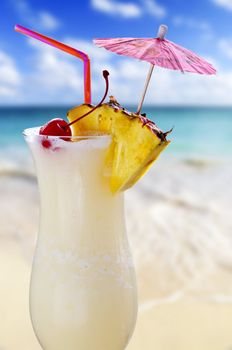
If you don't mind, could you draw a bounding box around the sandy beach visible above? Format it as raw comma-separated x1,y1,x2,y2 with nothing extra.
1,154,232,349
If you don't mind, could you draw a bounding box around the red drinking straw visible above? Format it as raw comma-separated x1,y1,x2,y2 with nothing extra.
15,24,91,104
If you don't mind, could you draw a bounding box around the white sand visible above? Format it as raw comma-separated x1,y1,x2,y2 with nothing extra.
0,241,40,350
128,301,232,350
0,156,232,349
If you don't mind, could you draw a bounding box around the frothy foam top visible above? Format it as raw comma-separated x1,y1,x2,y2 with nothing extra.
24,127,111,150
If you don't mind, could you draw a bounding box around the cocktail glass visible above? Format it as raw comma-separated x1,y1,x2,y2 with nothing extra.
24,128,137,350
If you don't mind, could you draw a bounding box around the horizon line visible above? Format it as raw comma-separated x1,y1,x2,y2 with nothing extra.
0,104,232,109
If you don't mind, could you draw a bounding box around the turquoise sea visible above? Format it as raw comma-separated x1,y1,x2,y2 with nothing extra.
0,106,232,158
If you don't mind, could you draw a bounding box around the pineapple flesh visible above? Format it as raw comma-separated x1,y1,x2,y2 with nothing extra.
67,98,170,193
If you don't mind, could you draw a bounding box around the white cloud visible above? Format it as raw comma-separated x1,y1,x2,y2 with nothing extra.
212,0,232,11
21,39,83,104
36,12,60,31
90,57,232,107
143,0,166,18
3,35,232,106
173,16,212,35
0,51,22,100
99,59,231,108
218,38,232,59
14,0,60,31
173,16,208,30
91,0,166,18
91,0,141,18
172,16,213,42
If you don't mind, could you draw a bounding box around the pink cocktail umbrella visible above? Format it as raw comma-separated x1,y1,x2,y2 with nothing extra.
94,25,216,113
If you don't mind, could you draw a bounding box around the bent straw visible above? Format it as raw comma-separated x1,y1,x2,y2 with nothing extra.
15,24,91,104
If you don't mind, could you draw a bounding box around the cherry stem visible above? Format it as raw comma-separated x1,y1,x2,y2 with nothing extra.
67,70,109,128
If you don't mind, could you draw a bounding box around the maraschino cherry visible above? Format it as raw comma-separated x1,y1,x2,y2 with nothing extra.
39,70,109,149
40,118,72,137
39,118,71,149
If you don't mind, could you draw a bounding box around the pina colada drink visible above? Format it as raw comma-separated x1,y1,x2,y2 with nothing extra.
25,129,138,350
21,50,169,350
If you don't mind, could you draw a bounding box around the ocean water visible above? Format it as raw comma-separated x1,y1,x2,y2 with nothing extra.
0,106,232,158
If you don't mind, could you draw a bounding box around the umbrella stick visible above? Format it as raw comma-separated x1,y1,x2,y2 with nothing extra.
136,25,168,114
136,64,154,114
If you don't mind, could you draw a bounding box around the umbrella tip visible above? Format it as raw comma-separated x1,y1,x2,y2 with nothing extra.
157,24,168,40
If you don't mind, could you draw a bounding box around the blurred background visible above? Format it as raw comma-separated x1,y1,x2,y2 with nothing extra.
0,0,232,349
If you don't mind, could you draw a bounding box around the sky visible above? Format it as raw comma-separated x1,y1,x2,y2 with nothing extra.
0,0,232,106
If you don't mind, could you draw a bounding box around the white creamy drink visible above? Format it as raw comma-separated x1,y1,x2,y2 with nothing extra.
24,128,137,350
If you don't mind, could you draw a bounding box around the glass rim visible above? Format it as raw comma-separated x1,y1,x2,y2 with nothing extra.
23,127,111,140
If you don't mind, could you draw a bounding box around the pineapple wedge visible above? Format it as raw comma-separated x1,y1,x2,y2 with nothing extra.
67,98,170,193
